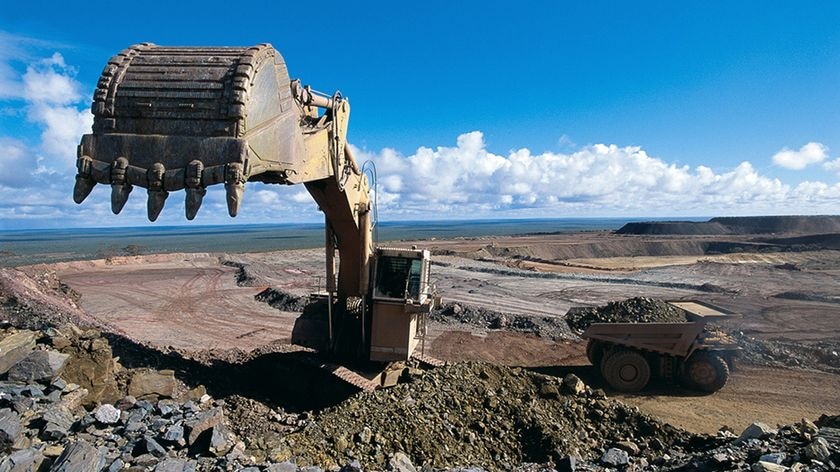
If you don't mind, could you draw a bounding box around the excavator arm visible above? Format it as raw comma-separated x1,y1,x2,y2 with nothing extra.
73,43,434,363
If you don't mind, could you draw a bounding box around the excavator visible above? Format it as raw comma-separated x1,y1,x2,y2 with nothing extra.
72,44,438,372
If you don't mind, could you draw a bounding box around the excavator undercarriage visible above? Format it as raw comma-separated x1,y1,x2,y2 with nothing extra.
73,44,439,374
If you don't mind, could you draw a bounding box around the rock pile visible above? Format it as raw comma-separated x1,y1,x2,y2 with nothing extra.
642,417,840,471
254,288,308,313
0,324,268,472
269,362,695,471
564,297,687,333
732,333,840,375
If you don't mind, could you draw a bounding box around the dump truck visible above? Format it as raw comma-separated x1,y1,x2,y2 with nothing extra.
72,44,438,367
579,300,740,393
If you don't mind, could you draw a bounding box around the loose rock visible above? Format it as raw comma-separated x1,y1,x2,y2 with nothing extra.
94,404,121,425
0,331,36,375
0,409,21,453
128,370,177,399
7,350,69,383
50,440,105,472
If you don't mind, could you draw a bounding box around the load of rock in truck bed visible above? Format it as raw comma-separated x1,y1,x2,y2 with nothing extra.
565,297,688,333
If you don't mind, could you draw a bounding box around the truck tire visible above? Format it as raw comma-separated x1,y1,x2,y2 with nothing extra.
683,351,729,393
602,349,651,392
586,340,604,366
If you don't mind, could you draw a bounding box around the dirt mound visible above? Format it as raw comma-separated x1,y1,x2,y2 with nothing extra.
432,303,574,340
617,215,840,236
271,362,696,470
254,288,308,312
0,268,98,330
565,297,687,333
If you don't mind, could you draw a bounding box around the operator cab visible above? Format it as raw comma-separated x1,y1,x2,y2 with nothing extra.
372,248,432,303
368,248,435,362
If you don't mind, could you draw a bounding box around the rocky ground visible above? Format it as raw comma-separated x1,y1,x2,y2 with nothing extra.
1,321,838,471
0,271,838,471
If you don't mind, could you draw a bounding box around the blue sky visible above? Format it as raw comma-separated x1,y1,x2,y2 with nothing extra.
1,1,839,228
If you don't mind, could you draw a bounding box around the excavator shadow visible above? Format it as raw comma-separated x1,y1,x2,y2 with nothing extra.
526,364,716,398
104,332,360,413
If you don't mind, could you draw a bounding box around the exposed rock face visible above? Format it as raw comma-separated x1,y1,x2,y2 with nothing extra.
56,330,120,407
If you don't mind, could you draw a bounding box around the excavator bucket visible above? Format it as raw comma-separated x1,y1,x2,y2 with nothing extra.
74,43,325,221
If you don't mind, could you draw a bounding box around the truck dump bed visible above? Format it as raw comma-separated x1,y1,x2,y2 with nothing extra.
582,300,740,358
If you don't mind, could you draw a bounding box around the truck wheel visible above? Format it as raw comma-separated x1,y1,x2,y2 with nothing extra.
586,340,604,366
683,352,729,393
602,350,651,392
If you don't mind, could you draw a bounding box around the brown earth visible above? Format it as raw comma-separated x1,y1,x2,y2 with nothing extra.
10,230,840,435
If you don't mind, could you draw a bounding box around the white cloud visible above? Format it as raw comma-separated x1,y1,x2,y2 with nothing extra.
23,53,82,105
0,137,31,187
353,132,838,217
824,158,840,177
772,142,828,170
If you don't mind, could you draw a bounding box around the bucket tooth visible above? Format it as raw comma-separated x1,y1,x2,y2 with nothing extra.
147,190,168,222
224,162,247,217
185,187,206,220
110,183,132,214
73,155,95,204
184,159,205,220
225,183,244,217
73,176,95,204
146,162,167,222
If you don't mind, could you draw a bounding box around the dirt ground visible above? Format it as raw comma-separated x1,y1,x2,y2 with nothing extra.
47,231,840,434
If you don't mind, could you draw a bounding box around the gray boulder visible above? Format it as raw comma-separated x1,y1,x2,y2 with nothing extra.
8,351,69,384
736,422,776,443
751,461,787,472
184,408,223,445
0,448,45,472
40,406,74,441
601,447,630,466
49,440,105,472
0,409,21,453
154,459,197,472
